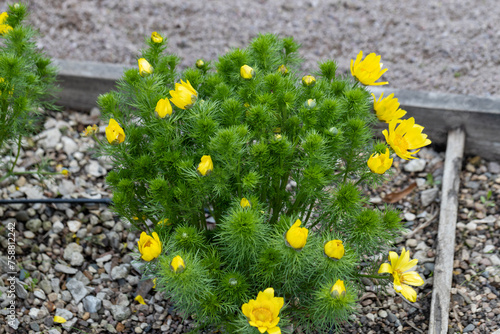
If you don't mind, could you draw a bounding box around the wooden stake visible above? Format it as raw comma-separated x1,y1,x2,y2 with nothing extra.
428,127,465,334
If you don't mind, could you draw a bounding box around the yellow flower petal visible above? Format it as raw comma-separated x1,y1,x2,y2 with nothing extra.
400,284,418,302
138,58,153,77
170,255,185,273
240,65,255,79
155,98,173,118
378,263,393,274
324,239,345,260
134,295,147,305
151,31,163,43
137,231,162,261
367,148,393,174
401,271,425,286
53,316,67,323
350,50,388,86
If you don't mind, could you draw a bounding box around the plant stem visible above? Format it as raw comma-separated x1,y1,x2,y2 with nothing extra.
9,135,23,175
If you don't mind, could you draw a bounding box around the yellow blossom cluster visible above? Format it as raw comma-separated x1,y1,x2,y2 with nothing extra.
0,12,12,35
350,51,431,174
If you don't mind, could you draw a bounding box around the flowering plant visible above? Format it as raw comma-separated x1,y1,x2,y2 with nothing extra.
0,3,58,180
97,33,430,332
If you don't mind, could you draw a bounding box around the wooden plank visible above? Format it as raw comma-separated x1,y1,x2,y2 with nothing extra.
51,59,500,158
53,59,126,111
428,128,466,334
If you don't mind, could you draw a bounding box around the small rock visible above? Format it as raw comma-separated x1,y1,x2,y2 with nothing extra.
378,310,388,318
55,308,74,321
15,210,30,222
59,179,76,196
83,295,102,313
26,218,42,232
111,304,131,322
15,281,29,299
40,128,62,149
483,245,495,253
463,324,475,333
52,220,65,233
421,187,439,207
466,222,477,231
54,263,78,275
66,278,89,304
404,212,416,221
488,162,500,174
23,230,35,239
111,264,130,280
85,160,107,177
61,136,79,155
404,159,427,172
406,239,418,248
366,313,375,322
29,308,41,320
33,289,46,300
67,220,82,233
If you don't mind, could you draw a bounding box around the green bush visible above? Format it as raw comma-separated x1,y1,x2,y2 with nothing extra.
97,33,428,333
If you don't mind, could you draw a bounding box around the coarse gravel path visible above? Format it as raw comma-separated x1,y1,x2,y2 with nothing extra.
3,0,499,97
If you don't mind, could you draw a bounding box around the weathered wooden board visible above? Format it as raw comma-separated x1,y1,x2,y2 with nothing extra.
428,128,465,334
53,59,500,159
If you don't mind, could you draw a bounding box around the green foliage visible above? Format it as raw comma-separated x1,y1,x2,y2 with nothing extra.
0,3,58,175
97,34,405,333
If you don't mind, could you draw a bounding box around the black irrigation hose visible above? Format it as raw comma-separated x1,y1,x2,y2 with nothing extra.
0,198,113,205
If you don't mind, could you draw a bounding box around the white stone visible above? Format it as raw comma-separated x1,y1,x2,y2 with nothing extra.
404,212,416,221
59,179,76,197
67,220,82,233
483,245,495,253
52,221,64,233
40,128,62,149
61,136,79,155
85,160,107,177
404,159,427,172
421,187,439,207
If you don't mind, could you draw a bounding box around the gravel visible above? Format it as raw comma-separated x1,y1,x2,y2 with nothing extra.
0,1,498,97
0,102,499,332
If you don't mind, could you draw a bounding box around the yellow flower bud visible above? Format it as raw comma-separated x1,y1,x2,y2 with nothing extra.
240,65,255,80
137,232,162,261
240,198,251,208
61,169,69,177
170,255,185,273
169,80,198,110
277,64,288,75
274,134,282,140
138,58,153,77
324,239,345,260
304,99,316,108
151,31,163,43
196,59,205,68
155,98,173,118
302,75,316,87
285,219,309,250
367,148,393,174
157,218,170,226
330,279,346,298
105,119,126,145
197,155,213,176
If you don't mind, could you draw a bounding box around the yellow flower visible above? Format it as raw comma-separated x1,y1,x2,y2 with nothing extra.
170,255,185,273
155,98,173,118
53,315,67,324
240,65,255,80
372,92,406,123
134,295,146,305
81,124,99,137
196,59,205,68
330,279,346,298
152,278,157,289
169,79,198,110
61,169,69,177
277,64,288,75
197,155,213,176
367,148,393,174
137,232,162,261
151,31,163,43
382,117,431,160
240,198,251,208
274,134,282,140
304,99,316,108
378,247,424,302
158,218,170,226
0,12,12,35
138,58,153,77
350,51,388,86
302,75,316,87
324,239,345,260
242,287,284,334
105,118,126,144
285,219,308,250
